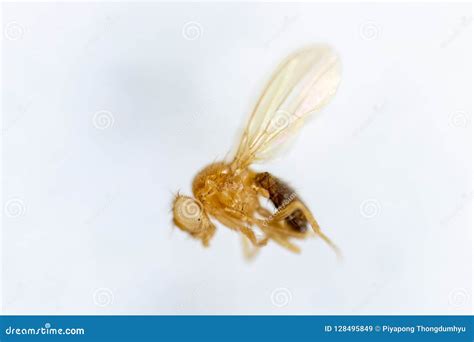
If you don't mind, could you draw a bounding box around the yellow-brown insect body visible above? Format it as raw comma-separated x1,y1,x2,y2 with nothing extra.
172,45,342,256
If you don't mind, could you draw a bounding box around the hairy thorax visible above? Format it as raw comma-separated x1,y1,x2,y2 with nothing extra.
192,162,260,218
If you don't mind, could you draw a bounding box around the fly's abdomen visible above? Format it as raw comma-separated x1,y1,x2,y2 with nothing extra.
254,172,308,232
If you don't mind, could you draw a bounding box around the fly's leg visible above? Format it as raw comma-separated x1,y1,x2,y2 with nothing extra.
253,207,301,253
241,235,260,261
268,200,342,258
213,210,268,247
257,207,307,239
222,206,300,253
267,229,301,253
256,187,270,198
258,220,301,253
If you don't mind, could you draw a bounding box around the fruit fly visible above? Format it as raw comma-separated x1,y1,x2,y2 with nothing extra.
172,45,342,257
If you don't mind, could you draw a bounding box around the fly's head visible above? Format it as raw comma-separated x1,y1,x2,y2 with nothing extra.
172,194,216,246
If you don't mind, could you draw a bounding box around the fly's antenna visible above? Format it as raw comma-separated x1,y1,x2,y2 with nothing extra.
168,188,181,213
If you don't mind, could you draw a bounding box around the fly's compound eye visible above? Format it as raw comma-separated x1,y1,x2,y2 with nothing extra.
172,195,216,246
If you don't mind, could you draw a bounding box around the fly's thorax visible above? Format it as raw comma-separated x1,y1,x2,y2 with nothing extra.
192,162,230,201
192,162,260,215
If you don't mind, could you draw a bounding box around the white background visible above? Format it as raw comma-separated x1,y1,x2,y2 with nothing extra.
1,2,472,314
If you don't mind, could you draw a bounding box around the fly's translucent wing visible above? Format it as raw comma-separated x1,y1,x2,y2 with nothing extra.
232,45,341,169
